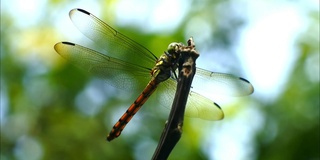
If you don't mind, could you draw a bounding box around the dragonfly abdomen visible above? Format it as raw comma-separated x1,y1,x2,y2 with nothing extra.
107,79,159,141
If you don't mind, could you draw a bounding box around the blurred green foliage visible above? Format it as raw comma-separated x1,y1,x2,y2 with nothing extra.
1,0,319,160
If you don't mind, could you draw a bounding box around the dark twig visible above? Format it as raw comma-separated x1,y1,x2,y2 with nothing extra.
152,38,199,160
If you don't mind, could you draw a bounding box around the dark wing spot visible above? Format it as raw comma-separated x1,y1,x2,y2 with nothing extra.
213,102,221,109
239,77,251,84
77,8,90,15
61,42,75,46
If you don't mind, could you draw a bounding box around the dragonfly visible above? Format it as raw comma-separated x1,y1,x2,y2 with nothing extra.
54,8,254,142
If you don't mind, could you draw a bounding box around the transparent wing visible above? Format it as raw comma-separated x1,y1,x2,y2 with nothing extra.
54,42,151,91
185,91,224,120
156,78,224,121
192,68,254,97
69,8,157,68
156,67,254,120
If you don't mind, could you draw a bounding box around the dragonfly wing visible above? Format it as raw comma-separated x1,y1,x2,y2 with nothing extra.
185,91,224,120
69,8,157,68
54,42,151,91
192,68,254,97
156,78,224,120
156,66,254,120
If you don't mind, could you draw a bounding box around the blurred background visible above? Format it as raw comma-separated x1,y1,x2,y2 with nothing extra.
1,0,319,159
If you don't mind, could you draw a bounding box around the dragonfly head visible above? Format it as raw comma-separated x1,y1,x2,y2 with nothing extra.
167,42,182,59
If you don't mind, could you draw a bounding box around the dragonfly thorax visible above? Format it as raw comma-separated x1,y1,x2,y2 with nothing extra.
151,45,180,83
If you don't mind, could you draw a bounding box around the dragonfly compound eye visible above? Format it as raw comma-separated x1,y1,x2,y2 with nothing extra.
167,42,181,53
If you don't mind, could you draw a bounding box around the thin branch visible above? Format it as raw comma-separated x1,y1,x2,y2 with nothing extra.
152,38,199,160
